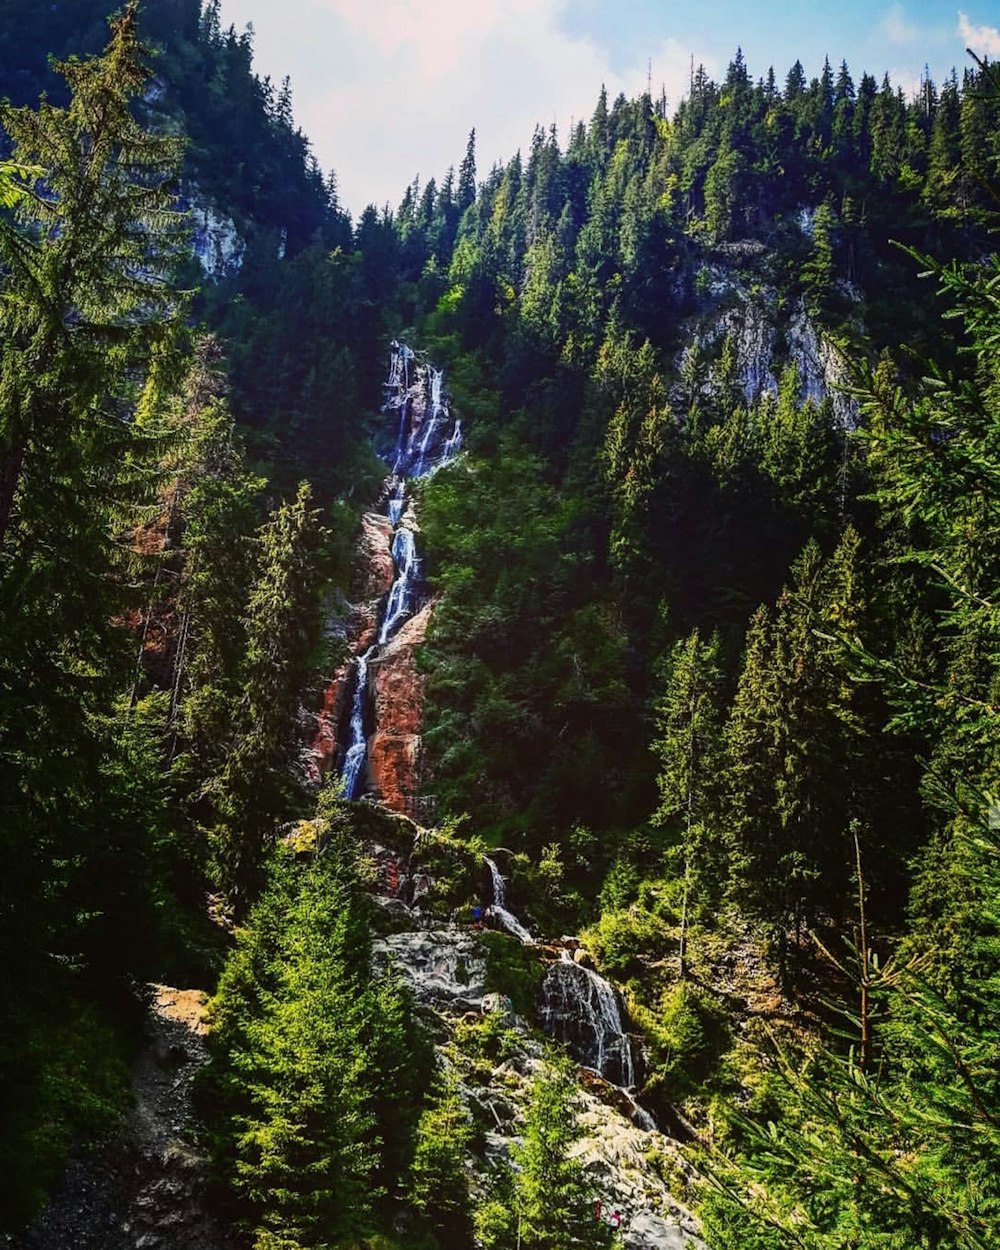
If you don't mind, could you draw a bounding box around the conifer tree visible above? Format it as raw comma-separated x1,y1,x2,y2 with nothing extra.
0,0,185,548
458,128,477,212
207,481,324,911
210,832,422,1250
653,628,725,971
409,1075,474,1248
476,1056,612,1250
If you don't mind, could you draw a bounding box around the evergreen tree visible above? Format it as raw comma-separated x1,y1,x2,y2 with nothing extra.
476,1057,612,1250
210,828,424,1250
206,482,324,911
458,127,477,212
409,1074,474,1248
653,628,725,969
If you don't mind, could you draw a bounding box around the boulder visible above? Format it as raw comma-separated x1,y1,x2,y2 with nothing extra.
481,992,515,1024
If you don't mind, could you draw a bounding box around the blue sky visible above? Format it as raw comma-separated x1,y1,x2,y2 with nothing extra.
216,0,1000,216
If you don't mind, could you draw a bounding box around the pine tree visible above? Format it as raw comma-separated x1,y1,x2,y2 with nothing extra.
409,1075,473,1248
653,628,725,970
724,531,868,946
476,1056,612,1250
458,128,477,212
207,482,324,911
0,0,186,548
211,837,408,1250
0,7,187,1218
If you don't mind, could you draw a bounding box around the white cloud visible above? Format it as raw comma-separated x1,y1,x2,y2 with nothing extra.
880,3,919,44
957,10,1000,56
218,0,711,216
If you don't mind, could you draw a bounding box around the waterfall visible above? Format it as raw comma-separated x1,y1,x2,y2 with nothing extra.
336,341,461,801
341,647,374,800
484,856,534,945
387,479,406,526
443,417,463,460
539,951,639,1090
385,343,463,479
378,527,420,644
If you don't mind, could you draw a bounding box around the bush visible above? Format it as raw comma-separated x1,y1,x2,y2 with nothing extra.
634,981,729,1099
582,905,675,979
480,931,544,1016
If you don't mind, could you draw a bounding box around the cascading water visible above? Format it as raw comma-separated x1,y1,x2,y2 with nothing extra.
378,527,420,644
336,341,463,801
539,950,641,1091
341,646,374,800
484,856,534,945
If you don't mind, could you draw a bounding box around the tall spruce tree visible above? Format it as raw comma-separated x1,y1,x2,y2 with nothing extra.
206,481,324,911
653,628,725,973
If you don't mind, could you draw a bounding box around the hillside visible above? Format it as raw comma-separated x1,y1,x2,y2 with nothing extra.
0,4,998,1249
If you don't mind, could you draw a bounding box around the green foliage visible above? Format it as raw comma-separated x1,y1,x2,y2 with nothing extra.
205,481,326,912
633,982,729,1098
0,996,132,1226
0,12,195,1219
480,931,545,1017
476,1056,612,1250
208,829,430,1248
582,904,676,980
408,1075,474,1249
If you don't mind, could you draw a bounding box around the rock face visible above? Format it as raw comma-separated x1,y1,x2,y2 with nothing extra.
366,601,433,816
356,512,396,600
4,986,242,1250
307,512,401,784
372,930,487,1007
190,200,245,281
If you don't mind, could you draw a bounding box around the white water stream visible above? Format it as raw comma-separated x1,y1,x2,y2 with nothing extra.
338,341,463,800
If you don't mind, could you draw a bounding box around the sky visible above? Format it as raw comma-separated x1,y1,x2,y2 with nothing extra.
216,0,1000,217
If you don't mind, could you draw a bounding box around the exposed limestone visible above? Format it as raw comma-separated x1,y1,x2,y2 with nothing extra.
455,1017,704,1249
189,199,244,281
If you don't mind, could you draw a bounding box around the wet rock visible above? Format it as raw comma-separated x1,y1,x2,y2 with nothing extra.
372,931,487,1006
481,992,516,1023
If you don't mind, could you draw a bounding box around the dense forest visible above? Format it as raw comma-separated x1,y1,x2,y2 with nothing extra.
0,2,998,1249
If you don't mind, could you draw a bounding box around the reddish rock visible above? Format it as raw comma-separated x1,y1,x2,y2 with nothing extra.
356,512,395,600
309,662,350,782
366,601,434,814
307,511,396,782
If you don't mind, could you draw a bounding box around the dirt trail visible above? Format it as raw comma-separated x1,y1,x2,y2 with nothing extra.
4,986,243,1250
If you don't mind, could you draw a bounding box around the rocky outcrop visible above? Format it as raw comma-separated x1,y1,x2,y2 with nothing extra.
190,201,245,281
356,512,396,600
467,1050,704,1250
365,600,433,815
4,987,242,1250
372,930,487,1007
